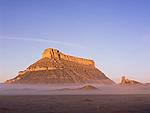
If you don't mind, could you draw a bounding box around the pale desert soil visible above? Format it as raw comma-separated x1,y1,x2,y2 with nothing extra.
0,95,150,113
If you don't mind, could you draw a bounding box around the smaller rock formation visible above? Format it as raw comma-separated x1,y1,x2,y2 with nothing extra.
120,76,142,85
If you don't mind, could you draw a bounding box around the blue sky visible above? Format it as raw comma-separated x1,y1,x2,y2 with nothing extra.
0,0,150,83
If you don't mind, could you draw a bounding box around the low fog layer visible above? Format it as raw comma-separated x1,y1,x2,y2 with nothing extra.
0,84,150,95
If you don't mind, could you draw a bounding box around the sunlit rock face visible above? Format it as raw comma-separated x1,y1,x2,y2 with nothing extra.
5,48,114,84
42,48,61,60
120,76,142,86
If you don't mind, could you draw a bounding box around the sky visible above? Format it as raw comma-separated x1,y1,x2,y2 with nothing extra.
0,0,150,83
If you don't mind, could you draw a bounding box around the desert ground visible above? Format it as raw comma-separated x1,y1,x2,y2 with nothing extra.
0,94,150,113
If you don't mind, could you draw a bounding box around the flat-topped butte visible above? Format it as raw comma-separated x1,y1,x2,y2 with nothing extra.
5,48,114,84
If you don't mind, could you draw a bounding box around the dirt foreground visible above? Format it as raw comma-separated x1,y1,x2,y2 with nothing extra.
0,94,150,113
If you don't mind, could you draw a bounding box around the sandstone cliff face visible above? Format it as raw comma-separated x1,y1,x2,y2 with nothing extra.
5,48,114,84
42,48,94,65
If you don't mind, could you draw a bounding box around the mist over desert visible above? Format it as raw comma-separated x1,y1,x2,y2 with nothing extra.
0,83,150,95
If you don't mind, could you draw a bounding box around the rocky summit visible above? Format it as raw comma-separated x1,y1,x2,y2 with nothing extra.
5,48,114,84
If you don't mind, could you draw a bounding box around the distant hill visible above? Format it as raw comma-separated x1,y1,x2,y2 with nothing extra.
77,85,98,90
5,48,115,85
55,85,98,91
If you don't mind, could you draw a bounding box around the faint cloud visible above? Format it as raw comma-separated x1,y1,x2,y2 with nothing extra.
0,36,85,48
